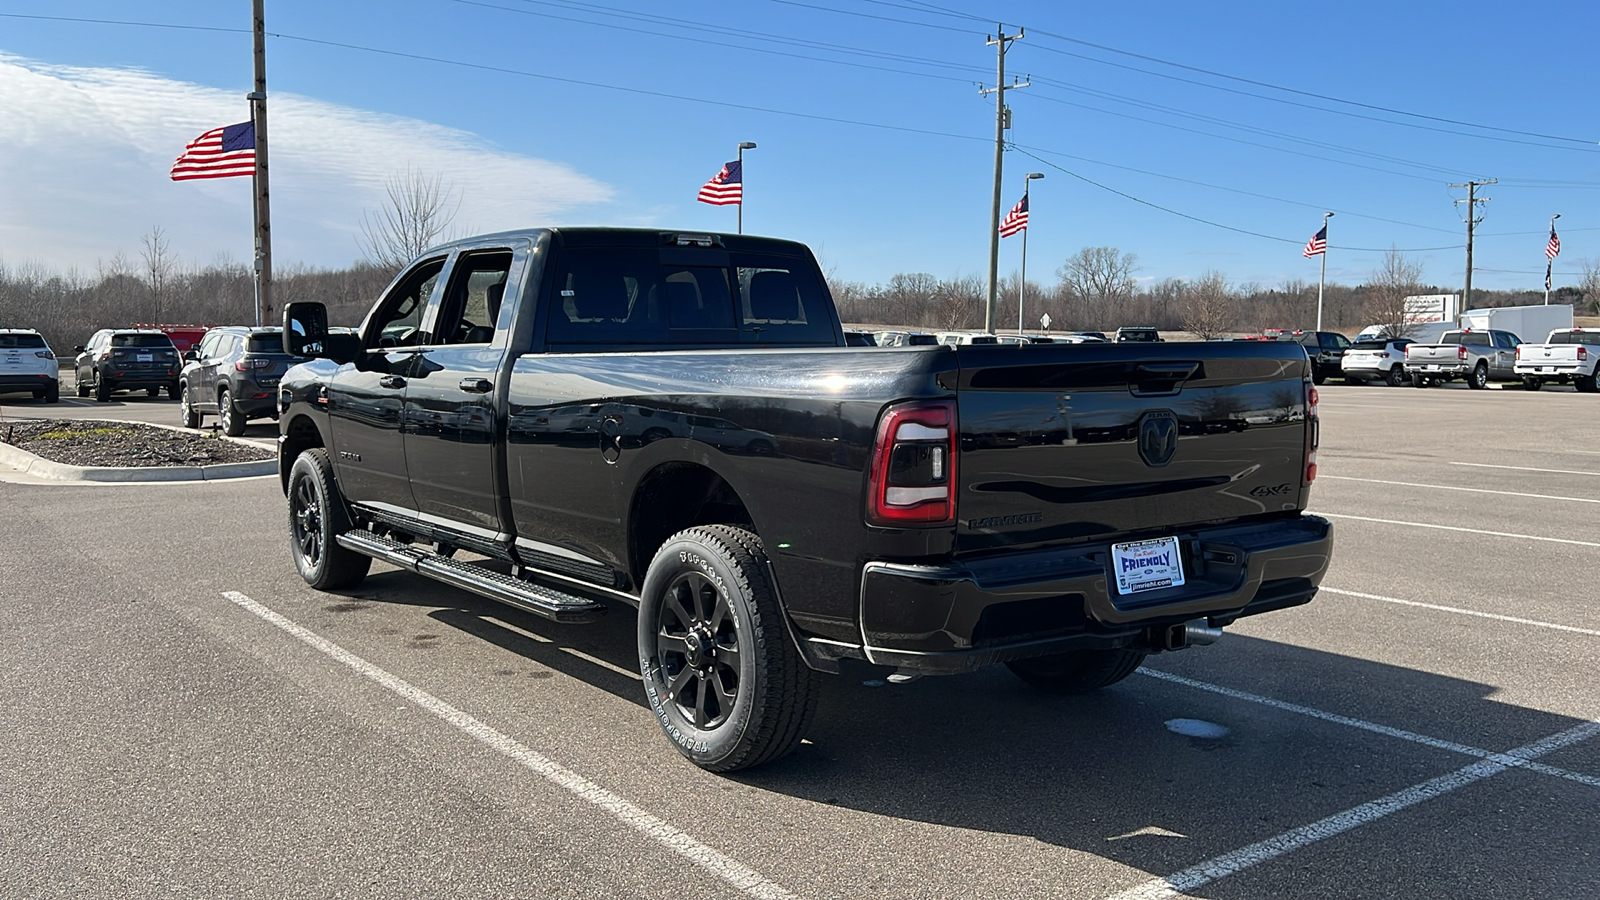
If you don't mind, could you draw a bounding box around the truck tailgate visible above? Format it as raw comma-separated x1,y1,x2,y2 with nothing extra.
952,342,1311,557
1404,345,1460,365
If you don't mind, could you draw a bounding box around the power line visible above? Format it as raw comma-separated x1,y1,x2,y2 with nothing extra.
1010,148,1459,252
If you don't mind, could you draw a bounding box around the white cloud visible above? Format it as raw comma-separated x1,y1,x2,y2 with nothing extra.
0,54,613,271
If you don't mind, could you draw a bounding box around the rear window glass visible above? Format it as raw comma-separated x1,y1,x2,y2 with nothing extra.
111,334,176,348
0,334,47,348
1547,331,1596,345
1446,332,1490,346
1351,340,1391,350
246,333,288,353
547,248,836,346
904,333,939,345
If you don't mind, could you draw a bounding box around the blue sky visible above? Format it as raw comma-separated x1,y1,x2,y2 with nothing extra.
1,0,1596,293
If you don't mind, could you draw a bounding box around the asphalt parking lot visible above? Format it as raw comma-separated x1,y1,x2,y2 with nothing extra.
1,376,1596,898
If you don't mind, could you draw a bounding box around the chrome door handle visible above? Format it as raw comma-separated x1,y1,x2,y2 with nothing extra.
458,378,494,394
379,375,406,389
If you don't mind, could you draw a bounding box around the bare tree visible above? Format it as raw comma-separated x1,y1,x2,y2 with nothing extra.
140,226,174,322
359,168,461,270
1180,270,1235,340
1361,247,1424,338
1058,246,1137,328
1581,259,1600,316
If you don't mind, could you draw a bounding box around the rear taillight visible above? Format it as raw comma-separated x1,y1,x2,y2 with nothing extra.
235,357,272,372
34,350,54,359
1515,346,1523,360
1305,384,1319,484
1458,345,1469,360
1404,345,1413,359
1379,352,1390,359
867,400,956,526
1580,347,1589,362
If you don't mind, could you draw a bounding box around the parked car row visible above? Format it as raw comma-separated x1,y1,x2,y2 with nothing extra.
848,327,1152,347
1268,324,1600,393
0,323,309,425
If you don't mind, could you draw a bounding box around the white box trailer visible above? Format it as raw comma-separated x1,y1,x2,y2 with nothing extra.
1355,320,1457,343
1458,305,1573,343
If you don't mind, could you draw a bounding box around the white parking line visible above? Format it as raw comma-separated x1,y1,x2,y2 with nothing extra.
1309,512,1600,548
1453,462,1600,476
1321,587,1600,638
1105,721,1600,900
1319,475,1600,504
221,591,795,900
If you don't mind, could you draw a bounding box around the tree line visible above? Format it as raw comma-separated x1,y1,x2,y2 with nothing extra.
4,237,1599,356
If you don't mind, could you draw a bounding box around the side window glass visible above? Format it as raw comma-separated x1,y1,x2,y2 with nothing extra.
548,248,661,345
433,251,513,345
369,257,446,349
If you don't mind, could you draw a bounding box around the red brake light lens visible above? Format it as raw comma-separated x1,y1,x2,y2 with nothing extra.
1458,345,1469,360
867,400,956,526
1304,384,1319,484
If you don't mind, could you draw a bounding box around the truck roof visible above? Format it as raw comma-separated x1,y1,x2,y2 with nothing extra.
423,227,816,258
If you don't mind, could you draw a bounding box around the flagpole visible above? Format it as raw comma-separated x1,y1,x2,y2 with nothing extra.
1545,213,1560,305
736,141,756,234
1017,172,1044,333
1316,211,1332,332
251,0,273,328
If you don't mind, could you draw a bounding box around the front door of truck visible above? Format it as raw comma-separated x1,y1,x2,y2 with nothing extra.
402,246,521,533
326,255,446,513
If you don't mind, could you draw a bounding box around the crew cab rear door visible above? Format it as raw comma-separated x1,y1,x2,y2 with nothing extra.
951,341,1311,559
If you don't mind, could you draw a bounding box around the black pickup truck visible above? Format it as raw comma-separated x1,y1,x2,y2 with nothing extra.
278,227,1332,771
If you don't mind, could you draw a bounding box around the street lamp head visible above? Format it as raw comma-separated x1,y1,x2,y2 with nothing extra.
1026,172,1045,180
738,141,757,150
1324,211,1335,219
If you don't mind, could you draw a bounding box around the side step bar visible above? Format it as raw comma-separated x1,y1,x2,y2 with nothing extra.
336,530,608,624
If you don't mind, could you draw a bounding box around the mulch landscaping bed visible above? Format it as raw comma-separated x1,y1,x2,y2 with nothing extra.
0,419,273,468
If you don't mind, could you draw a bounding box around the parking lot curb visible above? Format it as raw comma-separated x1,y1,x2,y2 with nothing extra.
0,421,276,483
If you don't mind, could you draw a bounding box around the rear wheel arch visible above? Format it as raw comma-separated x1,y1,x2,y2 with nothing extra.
627,461,756,591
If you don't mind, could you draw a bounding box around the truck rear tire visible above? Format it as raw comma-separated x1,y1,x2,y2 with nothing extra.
1578,371,1600,393
1523,376,1543,392
1467,362,1489,389
1006,648,1148,694
287,448,371,591
1411,374,1430,388
637,524,819,772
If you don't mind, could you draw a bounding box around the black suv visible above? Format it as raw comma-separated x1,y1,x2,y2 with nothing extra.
74,329,181,401
1292,330,1353,384
179,326,300,435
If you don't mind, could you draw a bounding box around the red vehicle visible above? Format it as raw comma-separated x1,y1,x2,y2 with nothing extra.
133,324,210,355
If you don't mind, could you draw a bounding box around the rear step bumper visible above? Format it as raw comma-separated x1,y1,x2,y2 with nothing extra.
850,515,1332,674
336,530,608,624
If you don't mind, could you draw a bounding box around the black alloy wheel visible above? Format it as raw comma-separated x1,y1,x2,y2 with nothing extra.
1387,365,1407,387
286,448,370,590
637,525,818,772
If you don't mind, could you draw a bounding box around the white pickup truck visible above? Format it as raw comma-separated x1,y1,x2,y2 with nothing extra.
1513,328,1600,392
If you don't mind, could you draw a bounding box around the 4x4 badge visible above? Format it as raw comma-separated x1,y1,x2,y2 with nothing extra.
1137,410,1178,467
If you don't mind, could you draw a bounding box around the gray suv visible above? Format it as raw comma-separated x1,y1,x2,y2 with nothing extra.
179,326,301,435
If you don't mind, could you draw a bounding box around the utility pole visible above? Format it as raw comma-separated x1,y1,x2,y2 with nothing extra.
1450,178,1495,319
980,26,1027,335
250,0,274,327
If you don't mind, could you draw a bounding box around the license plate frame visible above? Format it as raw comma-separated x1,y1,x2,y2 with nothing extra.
1112,535,1186,596
136,353,153,362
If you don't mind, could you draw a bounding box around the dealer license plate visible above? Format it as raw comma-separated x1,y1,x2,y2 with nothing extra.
1112,536,1186,596
1423,364,1441,371
136,353,152,362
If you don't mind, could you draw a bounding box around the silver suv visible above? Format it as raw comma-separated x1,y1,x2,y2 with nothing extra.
0,329,60,403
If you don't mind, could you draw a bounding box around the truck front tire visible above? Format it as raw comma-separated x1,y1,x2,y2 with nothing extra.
1006,648,1148,694
637,525,819,772
287,448,371,591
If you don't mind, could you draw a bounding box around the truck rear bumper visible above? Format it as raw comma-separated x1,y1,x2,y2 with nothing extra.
850,515,1333,674
1404,363,1467,376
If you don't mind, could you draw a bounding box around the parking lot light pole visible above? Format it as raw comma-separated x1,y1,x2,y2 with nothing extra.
736,142,756,234
1018,172,1044,334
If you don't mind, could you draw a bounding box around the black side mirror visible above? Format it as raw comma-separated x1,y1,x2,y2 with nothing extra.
74,345,85,353
183,349,198,362
284,301,331,357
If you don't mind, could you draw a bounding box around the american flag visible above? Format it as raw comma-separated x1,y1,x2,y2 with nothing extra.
1302,225,1327,258
697,160,743,205
170,122,256,181
999,193,1029,238
1547,225,1561,260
